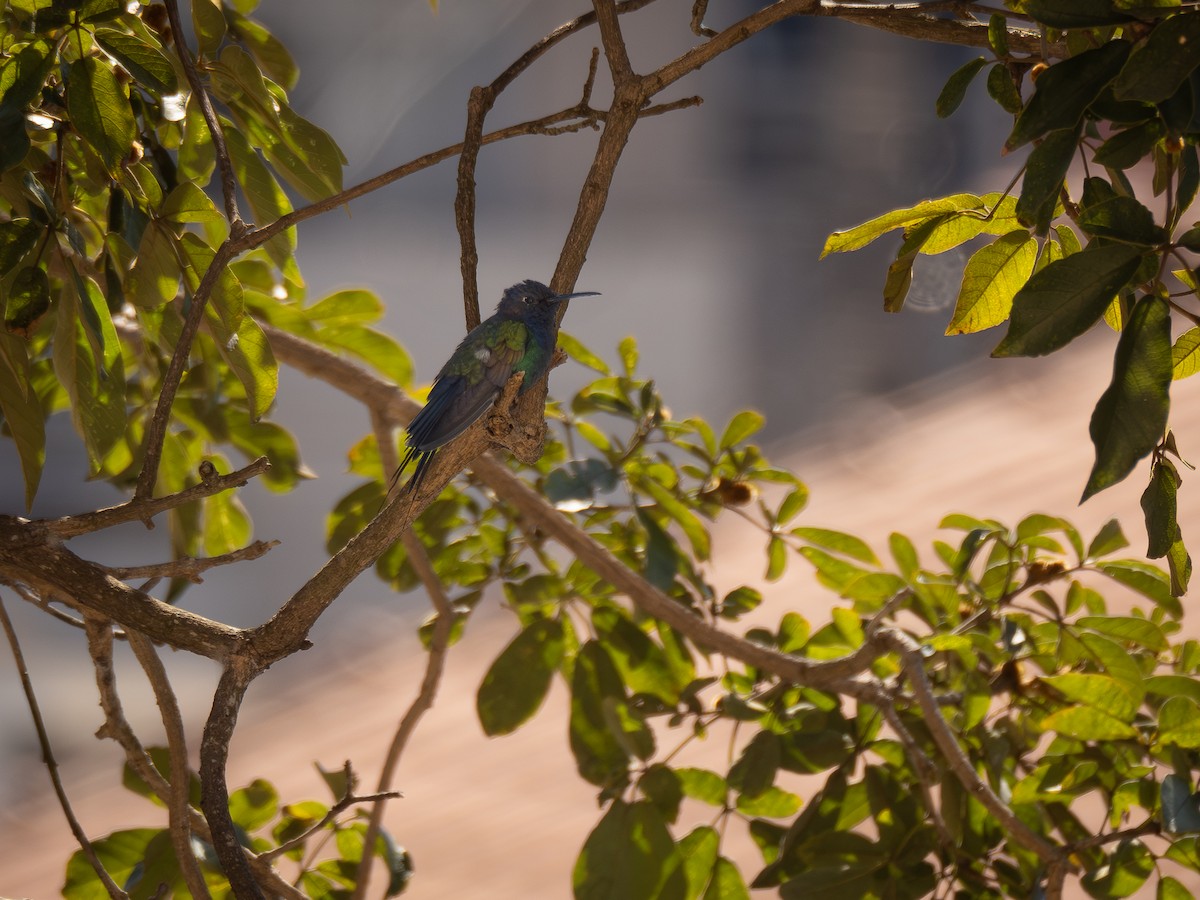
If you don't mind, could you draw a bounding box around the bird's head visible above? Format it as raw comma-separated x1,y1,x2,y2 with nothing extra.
496,280,600,320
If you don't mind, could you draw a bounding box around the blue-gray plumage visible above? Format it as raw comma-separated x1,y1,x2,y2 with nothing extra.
394,280,600,497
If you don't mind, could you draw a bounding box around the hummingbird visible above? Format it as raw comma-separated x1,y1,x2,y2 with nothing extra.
393,280,600,499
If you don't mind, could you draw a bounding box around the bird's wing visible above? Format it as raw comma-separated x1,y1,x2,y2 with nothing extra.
407,321,529,451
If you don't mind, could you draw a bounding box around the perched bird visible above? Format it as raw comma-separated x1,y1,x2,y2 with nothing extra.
393,279,600,499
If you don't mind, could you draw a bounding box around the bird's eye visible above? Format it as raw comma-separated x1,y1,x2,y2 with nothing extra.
523,295,533,304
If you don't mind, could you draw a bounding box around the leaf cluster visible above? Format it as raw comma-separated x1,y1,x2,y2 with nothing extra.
824,5,1200,598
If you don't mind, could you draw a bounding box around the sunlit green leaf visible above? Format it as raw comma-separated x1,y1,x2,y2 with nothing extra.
822,193,986,256
67,57,136,169
945,231,1038,334
94,28,178,95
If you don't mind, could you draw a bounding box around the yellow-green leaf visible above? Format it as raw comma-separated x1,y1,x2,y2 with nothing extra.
945,231,1038,335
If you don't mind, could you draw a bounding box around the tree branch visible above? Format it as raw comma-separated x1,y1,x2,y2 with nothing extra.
46,457,271,538
200,660,260,898
102,539,280,582
0,518,245,660
163,0,243,229
2,598,126,899
351,414,456,900
125,629,210,900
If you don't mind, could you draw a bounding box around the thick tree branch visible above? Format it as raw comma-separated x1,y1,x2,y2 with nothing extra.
200,661,260,898
0,518,244,660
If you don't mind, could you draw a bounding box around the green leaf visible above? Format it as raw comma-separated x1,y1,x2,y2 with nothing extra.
224,124,296,273
0,333,44,509
94,28,178,95
1142,458,1181,558
161,182,224,224
1041,704,1138,740
558,330,611,375
735,785,801,818
1158,697,1200,749
987,62,1023,114
1080,837,1153,897
229,778,279,832
1162,774,1200,834
316,324,413,388
677,827,720,900
1041,673,1142,722
719,410,764,449
790,527,878,564
1006,41,1131,150
1093,119,1166,169
636,477,710,561
476,618,564,736
593,606,684,702
676,768,727,807
945,231,1038,334
52,281,127,471
821,193,986,256
702,857,749,900
1161,876,1193,900
63,829,163,899
727,731,780,798
1113,12,1200,104
67,56,136,169
1079,612,1169,652
1171,327,1200,379
639,765,683,823
203,487,252,556
619,335,639,376
228,10,299,90
1078,193,1168,245
573,801,685,900
1014,123,1080,233
1083,296,1171,500
224,313,279,421
1087,518,1129,558
192,0,227,54
129,223,181,307
991,242,1143,358
6,264,50,337
1022,0,1133,28
0,219,41,276
936,57,987,118
570,641,634,788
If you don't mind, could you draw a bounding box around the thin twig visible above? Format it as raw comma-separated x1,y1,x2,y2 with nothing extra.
47,458,272,538
103,540,280,582
351,413,457,900
1,598,127,899
86,619,304,899
163,0,243,230
126,630,211,900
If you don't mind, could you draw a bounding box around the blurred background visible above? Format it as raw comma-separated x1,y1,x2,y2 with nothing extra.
3,1,1176,896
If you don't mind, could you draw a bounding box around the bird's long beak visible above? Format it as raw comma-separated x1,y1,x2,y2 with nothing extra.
552,290,601,302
